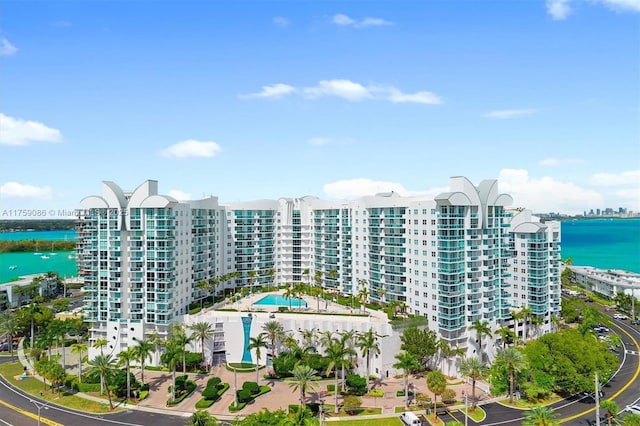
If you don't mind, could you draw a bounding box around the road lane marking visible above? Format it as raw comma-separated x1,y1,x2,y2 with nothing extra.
559,321,640,424
0,399,63,426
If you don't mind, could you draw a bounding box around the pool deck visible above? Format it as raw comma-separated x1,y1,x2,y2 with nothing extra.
213,289,388,321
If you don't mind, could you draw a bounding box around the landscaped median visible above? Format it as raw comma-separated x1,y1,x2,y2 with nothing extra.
195,376,229,409
228,381,271,412
0,361,116,413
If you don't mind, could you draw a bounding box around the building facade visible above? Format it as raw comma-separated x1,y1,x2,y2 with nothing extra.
79,177,561,364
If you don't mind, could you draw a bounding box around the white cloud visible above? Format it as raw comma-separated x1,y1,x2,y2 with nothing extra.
160,139,222,159
388,89,442,105
273,16,290,27
244,79,442,105
0,182,52,199
332,13,393,28
539,157,585,167
308,137,331,146
167,189,192,200
548,0,639,20
592,0,640,12
304,79,373,101
323,178,444,199
240,83,295,99
590,170,640,186
498,169,604,214
0,38,17,56
483,109,536,119
0,113,62,146
547,0,572,19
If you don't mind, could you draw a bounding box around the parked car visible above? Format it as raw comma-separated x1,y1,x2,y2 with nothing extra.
613,313,628,320
631,319,640,325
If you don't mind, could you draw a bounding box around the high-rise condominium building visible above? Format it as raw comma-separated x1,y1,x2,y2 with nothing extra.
80,177,560,361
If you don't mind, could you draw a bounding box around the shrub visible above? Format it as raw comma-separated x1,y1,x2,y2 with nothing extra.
342,395,362,415
140,383,150,392
441,389,456,404
208,377,222,388
345,374,367,396
327,384,343,393
243,381,259,394
396,390,414,397
195,398,215,409
202,387,218,400
288,404,300,414
228,401,247,412
139,390,149,400
237,389,252,403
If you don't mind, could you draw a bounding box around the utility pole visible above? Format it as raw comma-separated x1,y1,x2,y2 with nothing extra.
595,371,600,426
464,391,469,426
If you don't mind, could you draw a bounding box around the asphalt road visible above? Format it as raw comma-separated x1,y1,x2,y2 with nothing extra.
0,358,188,426
477,307,640,426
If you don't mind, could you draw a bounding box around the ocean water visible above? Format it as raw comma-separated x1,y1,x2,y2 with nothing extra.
560,218,640,273
0,220,638,284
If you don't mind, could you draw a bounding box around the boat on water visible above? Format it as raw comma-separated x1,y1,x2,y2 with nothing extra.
41,255,50,259
34,241,42,256
49,242,57,256
8,265,17,270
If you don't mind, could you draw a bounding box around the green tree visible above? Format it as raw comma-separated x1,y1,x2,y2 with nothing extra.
248,333,268,384
313,271,323,311
237,408,288,425
161,338,183,402
172,324,193,375
0,312,20,360
393,351,420,409
70,342,87,383
496,326,515,349
52,298,71,313
288,364,318,408
282,406,318,426
21,301,42,349
117,347,136,400
469,320,492,361
195,279,210,310
342,394,362,415
623,414,640,426
133,338,154,385
459,357,487,410
523,406,560,426
248,270,257,294
87,354,116,409
266,268,275,290
600,400,619,426
426,370,447,421
495,347,527,403
324,337,348,414
356,328,381,393
93,337,108,355
190,321,215,369
284,285,296,311
400,326,438,369
262,320,285,366
188,410,219,426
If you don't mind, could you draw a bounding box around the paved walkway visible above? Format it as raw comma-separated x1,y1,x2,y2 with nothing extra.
14,336,503,422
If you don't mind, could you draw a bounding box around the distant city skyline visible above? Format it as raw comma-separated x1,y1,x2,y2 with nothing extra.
0,1,638,216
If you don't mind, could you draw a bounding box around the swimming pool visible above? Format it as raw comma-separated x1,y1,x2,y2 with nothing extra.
254,294,307,308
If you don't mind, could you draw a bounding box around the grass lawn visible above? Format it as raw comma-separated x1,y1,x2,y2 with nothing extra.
323,405,382,417
333,418,402,425
461,406,487,422
0,361,117,414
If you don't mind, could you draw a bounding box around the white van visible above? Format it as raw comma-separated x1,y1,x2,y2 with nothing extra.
400,411,422,425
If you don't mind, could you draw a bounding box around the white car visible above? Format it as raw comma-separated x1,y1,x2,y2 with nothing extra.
626,405,640,415
613,314,628,320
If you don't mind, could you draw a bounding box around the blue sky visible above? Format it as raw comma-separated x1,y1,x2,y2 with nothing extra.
1,0,638,216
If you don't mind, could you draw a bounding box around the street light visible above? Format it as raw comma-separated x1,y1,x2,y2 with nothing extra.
29,399,48,426
227,352,238,409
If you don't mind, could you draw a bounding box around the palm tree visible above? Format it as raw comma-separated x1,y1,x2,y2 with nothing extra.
248,333,268,384
356,328,381,393
523,406,560,426
459,357,487,410
48,319,68,372
327,269,338,291
188,410,219,426
266,268,276,290
520,306,533,341
0,312,19,361
358,287,369,313
133,338,154,386
22,301,41,349
248,270,257,294
93,337,108,355
117,347,136,400
70,343,87,383
313,271,323,311
196,279,210,310
393,351,420,409
338,331,357,390
426,370,447,421
162,339,183,403
208,276,220,299
288,364,318,408
469,320,492,361
495,347,527,403
172,324,193,375
283,406,318,426
600,400,619,426
262,320,285,365
87,354,116,409
531,316,544,339
189,321,215,368
436,338,452,377
496,326,515,348
324,338,347,414
284,285,296,311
